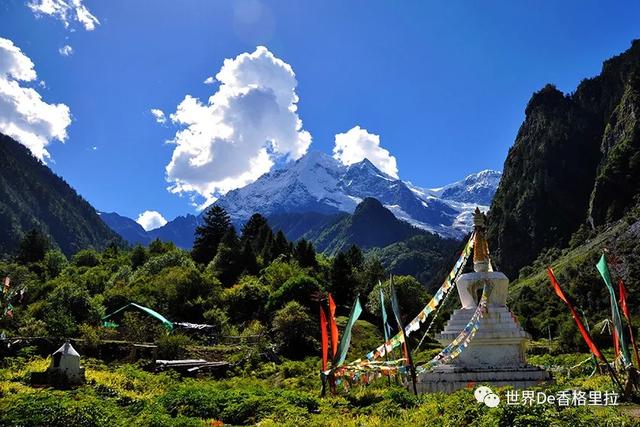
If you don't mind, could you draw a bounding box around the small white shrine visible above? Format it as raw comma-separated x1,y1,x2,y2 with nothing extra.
49,341,84,383
416,209,550,393
31,341,86,386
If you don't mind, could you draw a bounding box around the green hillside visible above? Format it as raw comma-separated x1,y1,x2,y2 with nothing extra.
0,133,121,256
487,39,640,279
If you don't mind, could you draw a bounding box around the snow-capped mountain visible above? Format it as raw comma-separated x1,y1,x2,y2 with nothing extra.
404,169,502,236
103,152,501,247
215,151,501,239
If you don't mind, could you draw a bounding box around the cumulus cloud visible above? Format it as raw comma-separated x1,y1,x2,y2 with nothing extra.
164,46,312,207
203,76,215,85
333,126,399,178
150,108,166,124
28,0,100,31
0,37,72,160
136,210,168,231
58,44,73,56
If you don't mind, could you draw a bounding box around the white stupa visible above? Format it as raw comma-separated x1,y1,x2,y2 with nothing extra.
48,341,85,385
416,208,550,393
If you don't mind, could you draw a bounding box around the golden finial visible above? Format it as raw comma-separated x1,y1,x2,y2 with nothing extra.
473,207,489,270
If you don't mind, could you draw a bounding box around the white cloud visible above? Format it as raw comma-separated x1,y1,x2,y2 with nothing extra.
0,37,72,160
136,210,168,231
164,46,312,207
58,44,73,56
28,0,100,31
333,126,399,178
150,108,166,124
203,76,215,85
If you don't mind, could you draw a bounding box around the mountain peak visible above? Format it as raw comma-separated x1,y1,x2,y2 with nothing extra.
353,197,386,216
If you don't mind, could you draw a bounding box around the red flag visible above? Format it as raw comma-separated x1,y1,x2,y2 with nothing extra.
319,306,329,371
619,279,640,368
619,279,631,320
613,327,620,359
328,293,339,358
547,268,604,361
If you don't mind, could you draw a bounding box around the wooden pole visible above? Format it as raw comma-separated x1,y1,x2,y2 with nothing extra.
391,276,418,395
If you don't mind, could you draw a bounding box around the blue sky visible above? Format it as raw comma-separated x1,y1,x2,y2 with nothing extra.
1,1,639,225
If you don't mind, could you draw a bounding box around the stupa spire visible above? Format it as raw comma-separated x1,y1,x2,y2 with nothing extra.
472,207,489,272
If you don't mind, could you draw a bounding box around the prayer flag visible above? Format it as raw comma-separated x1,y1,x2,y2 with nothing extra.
547,267,604,361
597,254,631,367
335,296,363,367
320,306,329,371
619,279,640,368
328,293,339,358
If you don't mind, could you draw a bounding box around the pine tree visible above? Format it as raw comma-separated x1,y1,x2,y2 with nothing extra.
345,245,364,270
272,230,290,259
16,229,49,264
192,205,231,265
293,239,317,269
239,240,259,276
260,230,275,264
210,227,243,286
329,251,355,305
240,214,271,253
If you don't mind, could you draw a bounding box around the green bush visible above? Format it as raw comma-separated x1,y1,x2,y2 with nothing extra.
0,392,119,426
272,301,317,359
222,276,269,323
156,333,193,359
160,382,318,425
266,274,321,311
73,249,102,267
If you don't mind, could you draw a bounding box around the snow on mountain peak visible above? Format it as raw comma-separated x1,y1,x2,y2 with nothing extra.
208,151,501,239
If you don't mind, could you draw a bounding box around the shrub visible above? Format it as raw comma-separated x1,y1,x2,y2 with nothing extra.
0,392,119,426
203,307,231,337
43,250,68,279
222,276,269,323
79,323,101,349
266,274,321,311
156,333,193,359
272,301,317,359
121,312,166,343
73,249,102,267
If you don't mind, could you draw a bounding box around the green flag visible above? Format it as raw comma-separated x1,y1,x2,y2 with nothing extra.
597,254,631,367
335,296,363,366
379,284,391,343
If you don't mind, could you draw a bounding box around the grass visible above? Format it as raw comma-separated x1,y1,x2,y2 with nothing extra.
0,350,639,426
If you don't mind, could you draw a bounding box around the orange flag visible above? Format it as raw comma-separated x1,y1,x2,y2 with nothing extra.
319,306,329,371
547,268,604,361
328,293,339,359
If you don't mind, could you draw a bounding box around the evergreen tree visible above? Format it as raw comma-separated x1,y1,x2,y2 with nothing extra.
210,227,242,286
240,213,271,253
149,238,174,255
192,205,231,265
272,230,290,259
355,256,386,305
239,240,259,276
130,245,148,269
16,229,49,264
329,251,355,305
345,245,364,270
259,228,277,264
293,239,317,269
